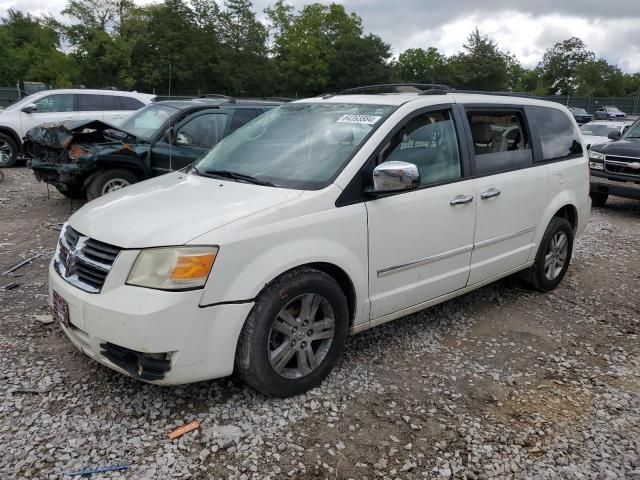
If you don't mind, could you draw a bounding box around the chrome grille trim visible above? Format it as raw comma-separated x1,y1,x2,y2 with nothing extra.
604,155,640,178
54,224,121,293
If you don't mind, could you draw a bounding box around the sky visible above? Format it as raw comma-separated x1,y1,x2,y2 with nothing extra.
2,0,640,73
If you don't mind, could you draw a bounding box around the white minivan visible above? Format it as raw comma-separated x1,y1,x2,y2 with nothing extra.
0,89,155,167
49,86,591,396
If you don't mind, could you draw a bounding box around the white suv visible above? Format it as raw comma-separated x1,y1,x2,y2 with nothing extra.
0,89,155,167
49,86,591,396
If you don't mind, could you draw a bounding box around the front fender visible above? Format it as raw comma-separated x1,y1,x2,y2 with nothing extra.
197,202,370,326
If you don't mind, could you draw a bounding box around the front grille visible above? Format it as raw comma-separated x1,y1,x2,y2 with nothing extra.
605,155,640,178
54,224,121,293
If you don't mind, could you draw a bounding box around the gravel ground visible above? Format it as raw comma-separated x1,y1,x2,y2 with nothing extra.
1,167,639,480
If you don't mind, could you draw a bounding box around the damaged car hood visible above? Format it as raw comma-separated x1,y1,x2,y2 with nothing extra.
68,172,303,248
25,119,138,149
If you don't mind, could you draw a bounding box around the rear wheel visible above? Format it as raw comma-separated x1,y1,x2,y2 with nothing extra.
523,217,574,292
0,133,18,168
235,268,349,397
590,192,608,207
86,169,138,200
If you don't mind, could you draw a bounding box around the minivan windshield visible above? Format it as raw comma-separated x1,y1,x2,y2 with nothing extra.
119,103,178,140
192,102,395,189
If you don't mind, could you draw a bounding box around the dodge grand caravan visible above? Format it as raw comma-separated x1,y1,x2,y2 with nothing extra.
50,85,591,396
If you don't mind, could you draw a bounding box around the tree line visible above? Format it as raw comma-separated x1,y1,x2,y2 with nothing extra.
1,0,640,98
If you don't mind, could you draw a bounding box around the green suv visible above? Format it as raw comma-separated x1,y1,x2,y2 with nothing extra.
26,97,283,200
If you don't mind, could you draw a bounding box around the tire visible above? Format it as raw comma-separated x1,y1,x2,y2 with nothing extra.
591,192,608,207
86,169,138,200
522,217,574,292
235,267,349,397
55,185,86,200
0,133,18,168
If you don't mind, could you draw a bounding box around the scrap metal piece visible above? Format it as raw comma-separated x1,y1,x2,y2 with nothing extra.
1,254,42,275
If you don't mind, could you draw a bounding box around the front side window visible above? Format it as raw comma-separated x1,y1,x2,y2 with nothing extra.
175,113,228,148
119,103,179,141
34,94,73,113
467,110,532,174
528,106,583,161
381,110,462,186
194,103,396,189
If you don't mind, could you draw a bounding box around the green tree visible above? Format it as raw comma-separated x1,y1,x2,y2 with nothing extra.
538,37,594,95
575,59,625,97
394,47,447,84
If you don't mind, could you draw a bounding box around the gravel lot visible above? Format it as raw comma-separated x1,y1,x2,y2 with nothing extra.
1,167,639,480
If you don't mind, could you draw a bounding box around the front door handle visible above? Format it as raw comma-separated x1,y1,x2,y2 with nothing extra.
480,188,501,199
450,194,474,206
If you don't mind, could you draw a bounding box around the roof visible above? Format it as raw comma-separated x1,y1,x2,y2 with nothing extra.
34,88,154,98
298,91,568,110
155,98,285,110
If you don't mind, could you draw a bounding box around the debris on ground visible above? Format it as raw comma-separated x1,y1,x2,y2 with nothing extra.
167,421,201,440
64,464,130,477
2,253,43,275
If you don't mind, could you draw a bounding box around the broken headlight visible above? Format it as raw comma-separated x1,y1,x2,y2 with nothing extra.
69,145,95,160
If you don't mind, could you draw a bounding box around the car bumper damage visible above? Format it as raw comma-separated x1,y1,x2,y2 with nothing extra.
25,119,143,192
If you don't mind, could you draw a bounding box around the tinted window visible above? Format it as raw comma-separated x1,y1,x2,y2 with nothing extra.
119,96,144,110
103,96,120,111
528,106,582,161
76,94,104,111
383,110,461,186
34,94,73,113
467,110,532,174
229,109,258,133
175,113,229,147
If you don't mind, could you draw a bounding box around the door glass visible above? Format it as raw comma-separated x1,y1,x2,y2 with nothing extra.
382,110,462,186
76,94,104,111
34,94,74,113
229,109,259,133
527,106,583,160
175,114,229,148
119,96,144,110
103,96,120,110
467,110,532,174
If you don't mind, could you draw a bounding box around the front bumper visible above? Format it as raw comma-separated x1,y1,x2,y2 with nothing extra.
31,158,88,191
49,260,254,385
591,172,640,200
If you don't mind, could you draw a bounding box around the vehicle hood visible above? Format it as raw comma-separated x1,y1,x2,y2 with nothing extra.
25,119,138,150
68,172,304,248
582,135,611,148
591,137,640,156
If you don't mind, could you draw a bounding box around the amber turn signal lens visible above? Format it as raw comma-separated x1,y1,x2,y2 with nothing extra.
170,253,216,281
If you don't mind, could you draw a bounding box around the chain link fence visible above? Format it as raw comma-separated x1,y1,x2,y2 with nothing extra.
543,95,640,116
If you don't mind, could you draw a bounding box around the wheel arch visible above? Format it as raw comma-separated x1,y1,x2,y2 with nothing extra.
0,126,22,153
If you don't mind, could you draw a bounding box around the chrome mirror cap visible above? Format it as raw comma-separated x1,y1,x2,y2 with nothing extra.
372,161,419,193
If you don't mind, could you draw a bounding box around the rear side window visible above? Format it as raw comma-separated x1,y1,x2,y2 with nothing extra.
103,96,120,110
119,96,144,110
76,94,104,111
467,110,532,175
528,106,582,161
229,109,259,132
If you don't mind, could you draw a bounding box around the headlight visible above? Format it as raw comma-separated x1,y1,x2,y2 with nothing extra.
589,161,604,170
69,145,95,160
589,151,605,161
127,246,218,290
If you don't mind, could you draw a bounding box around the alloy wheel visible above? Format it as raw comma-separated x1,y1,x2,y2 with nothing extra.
101,178,131,195
544,231,568,280
268,293,335,379
0,141,12,167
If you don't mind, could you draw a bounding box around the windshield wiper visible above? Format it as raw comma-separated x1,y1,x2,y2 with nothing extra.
200,169,275,187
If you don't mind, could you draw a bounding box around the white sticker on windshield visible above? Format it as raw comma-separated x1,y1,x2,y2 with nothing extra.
336,114,382,125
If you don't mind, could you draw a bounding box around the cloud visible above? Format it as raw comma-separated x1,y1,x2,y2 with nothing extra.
2,0,640,72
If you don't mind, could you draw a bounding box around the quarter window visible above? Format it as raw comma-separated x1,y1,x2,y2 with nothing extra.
382,110,462,186
467,110,532,174
34,94,73,113
528,106,583,161
175,113,229,148
119,96,144,110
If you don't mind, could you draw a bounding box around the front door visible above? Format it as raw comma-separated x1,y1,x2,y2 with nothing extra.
367,107,476,320
464,108,548,284
20,93,77,135
150,112,229,175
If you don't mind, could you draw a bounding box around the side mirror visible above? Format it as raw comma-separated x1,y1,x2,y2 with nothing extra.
21,103,37,114
371,161,419,194
608,129,621,140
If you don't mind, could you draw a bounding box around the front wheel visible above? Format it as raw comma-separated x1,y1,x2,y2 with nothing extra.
0,133,18,168
235,268,349,397
86,169,138,200
523,217,574,292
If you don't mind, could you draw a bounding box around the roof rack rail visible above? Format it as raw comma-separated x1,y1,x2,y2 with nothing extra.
339,83,454,95
199,94,236,103
452,90,541,99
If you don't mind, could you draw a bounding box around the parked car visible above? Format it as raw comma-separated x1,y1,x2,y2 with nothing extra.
593,106,626,120
588,118,640,206
0,89,155,167
568,107,592,124
27,97,282,199
49,85,590,396
579,120,632,149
